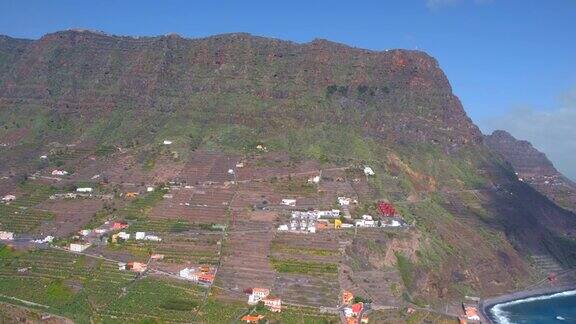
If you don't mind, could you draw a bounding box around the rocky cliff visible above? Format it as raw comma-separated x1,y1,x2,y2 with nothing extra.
485,130,576,212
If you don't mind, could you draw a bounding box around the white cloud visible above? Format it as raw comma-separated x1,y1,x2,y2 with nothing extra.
480,88,576,181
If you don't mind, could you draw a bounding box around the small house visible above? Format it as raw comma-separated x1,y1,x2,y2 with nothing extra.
338,197,351,206
342,290,354,305
277,224,289,231
76,187,93,193
70,243,91,252
163,140,173,145
247,287,270,304
135,232,146,240
180,268,199,281
0,231,14,240
351,303,363,316
79,229,91,236
308,175,321,184
147,186,155,192
1,195,16,202
241,315,264,323
118,262,127,270
150,254,164,260
198,273,215,284
281,199,296,207
463,304,480,321
51,170,68,176
263,297,282,312
112,221,129,230
118,232,130,240
364,166,375,176
127,262,147,273
125,192,139,198
144,234,161,242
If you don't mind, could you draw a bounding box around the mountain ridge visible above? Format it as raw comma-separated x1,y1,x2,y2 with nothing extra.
0,30,575,317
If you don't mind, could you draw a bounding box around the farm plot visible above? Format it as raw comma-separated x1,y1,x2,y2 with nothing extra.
0,247,136,322
235,154,321,182
112,233,221,265
0,182,57,233
318,169,356,206
148,187,231,224
36,199,105,237
217,212,276,295
177,151,237,185
97,277,206,323
260,304,339,324
269,232,342,307
347,269,403,307
230,181,281,209
271,232,341,264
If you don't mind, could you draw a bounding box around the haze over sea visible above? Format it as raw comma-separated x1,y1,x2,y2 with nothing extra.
489,290,576,324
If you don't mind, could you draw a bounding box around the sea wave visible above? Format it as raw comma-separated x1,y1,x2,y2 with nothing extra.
489,289,576,324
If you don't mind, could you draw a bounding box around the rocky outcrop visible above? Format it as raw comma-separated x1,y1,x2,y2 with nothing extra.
485,130,576,212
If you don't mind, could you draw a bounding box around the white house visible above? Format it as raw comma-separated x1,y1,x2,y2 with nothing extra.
40,155,48,159
163,140,173,145
118,232,130,240
33,236,54,244
0,231,14,240
308,175,321,184
79,229,91,236
364,166,375,176
180,268,199,281
76,187,93,193
227,169,235,175
281,199,296,207
51,170,68,176
338,197,351,206
277,224,289,231
147,186,155,192
70,243,91,252
1,195,16,202
135,232,146,240
144,235,161,242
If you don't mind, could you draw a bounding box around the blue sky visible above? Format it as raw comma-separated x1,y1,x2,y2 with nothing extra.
1,0,575,179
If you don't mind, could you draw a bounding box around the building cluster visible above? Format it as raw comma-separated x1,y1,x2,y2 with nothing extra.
119,261,147,273
341,291,369,323
179,265,216,285
111,231,162,243
459,299,481,323
245,287,282,312
277,210,341,233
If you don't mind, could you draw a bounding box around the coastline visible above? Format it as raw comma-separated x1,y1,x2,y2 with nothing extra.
480,283,576,323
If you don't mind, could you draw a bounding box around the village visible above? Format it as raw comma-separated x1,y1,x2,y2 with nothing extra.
0,142,481,323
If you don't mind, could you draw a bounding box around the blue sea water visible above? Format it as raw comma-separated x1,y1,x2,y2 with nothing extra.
488,290,576,323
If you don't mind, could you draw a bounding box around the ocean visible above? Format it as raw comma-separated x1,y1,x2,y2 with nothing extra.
488,290,576,323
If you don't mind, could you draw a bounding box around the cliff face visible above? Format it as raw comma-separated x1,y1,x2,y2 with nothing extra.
0,30,481,147
485,130,576,212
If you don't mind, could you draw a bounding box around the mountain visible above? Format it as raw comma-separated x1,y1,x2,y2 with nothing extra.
0,30,575,322
485,130,576,212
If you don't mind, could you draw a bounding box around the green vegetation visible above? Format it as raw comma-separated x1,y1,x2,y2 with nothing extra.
395,252,415,290
271,243,339,257
270,258,338,275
